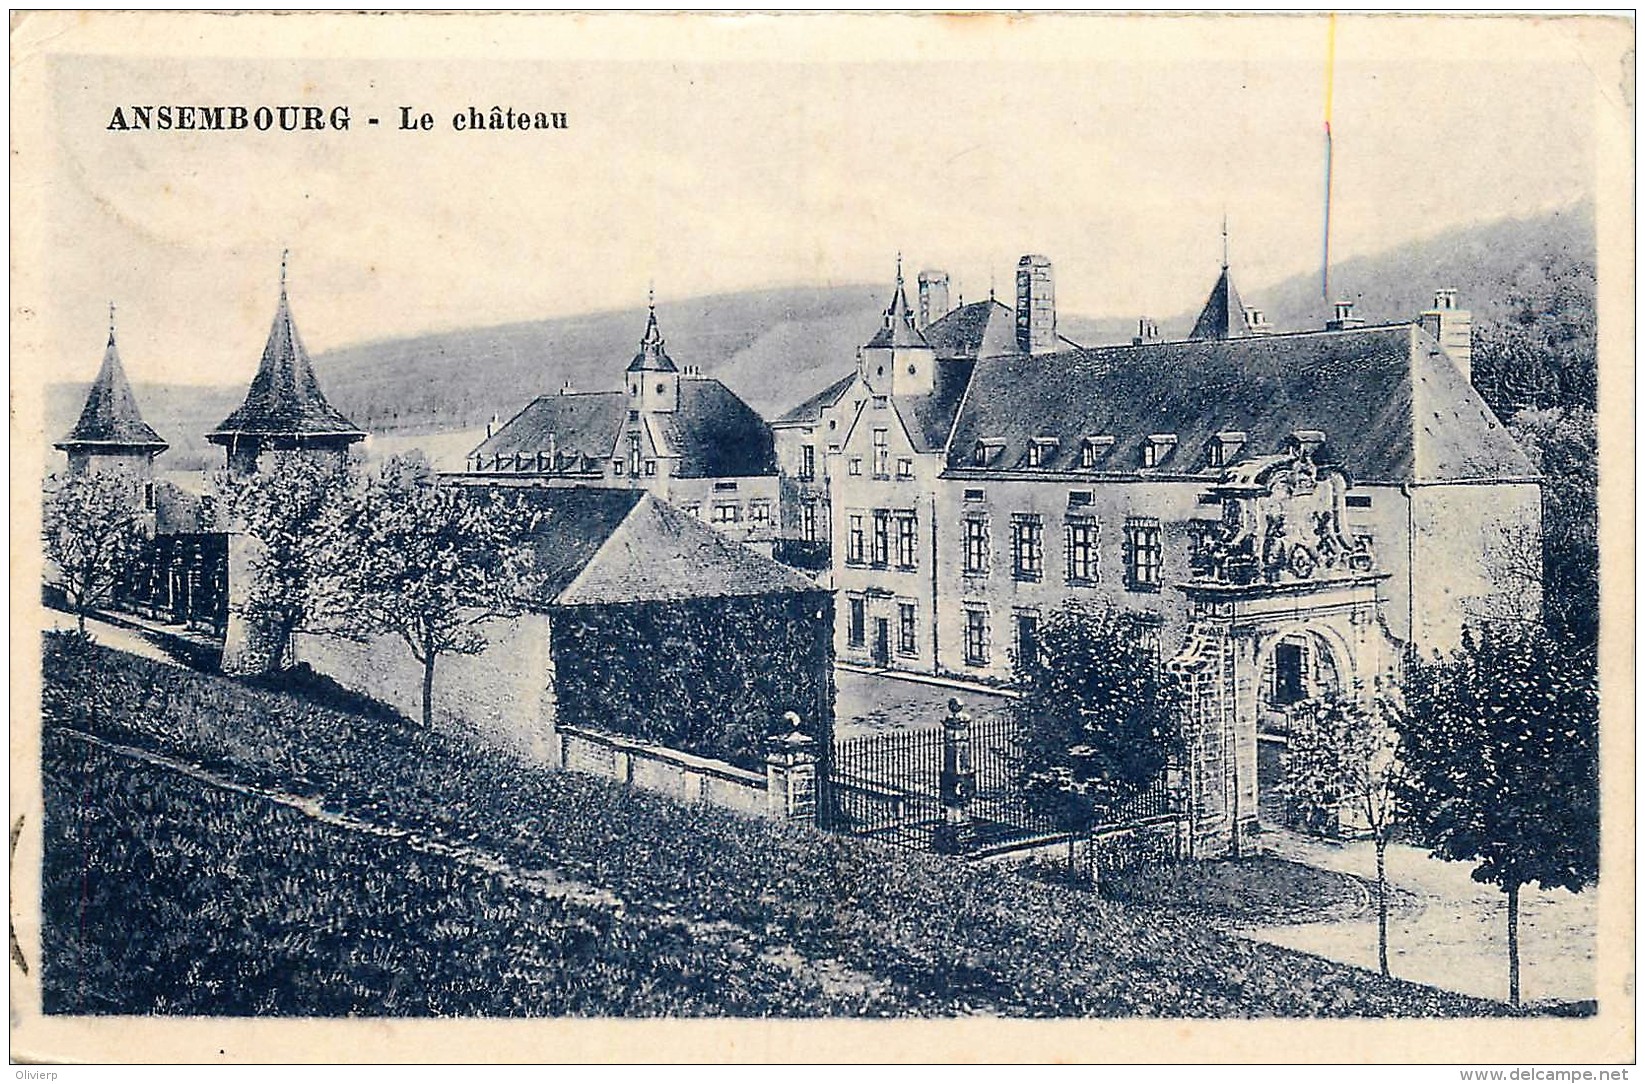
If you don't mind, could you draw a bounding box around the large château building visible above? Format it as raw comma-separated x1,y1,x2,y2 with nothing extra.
453,298,780,550
789,249,1537,855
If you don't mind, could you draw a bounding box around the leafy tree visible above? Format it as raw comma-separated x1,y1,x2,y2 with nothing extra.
1013,604,1183,869
1396,627,1599,1007
42,471,150,636
1508,406,1599,651
325,453,538,730
1279,691,1406,977
220,452,357,670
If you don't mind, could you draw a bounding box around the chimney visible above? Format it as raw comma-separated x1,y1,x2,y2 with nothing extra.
917,270,950,329
1325,300,1365,331
1418,287,1473,382
1132,317,1161,346
486,412,499,438
1015,254,1056,354
560,379,574,395
1244,307,1273,336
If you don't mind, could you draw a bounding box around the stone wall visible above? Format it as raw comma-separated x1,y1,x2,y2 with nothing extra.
292,610,557,762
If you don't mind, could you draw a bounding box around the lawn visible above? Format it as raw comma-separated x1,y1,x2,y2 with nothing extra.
38,632,1513,1017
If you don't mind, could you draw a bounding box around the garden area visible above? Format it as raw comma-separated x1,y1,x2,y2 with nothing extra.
37,632,1520,1018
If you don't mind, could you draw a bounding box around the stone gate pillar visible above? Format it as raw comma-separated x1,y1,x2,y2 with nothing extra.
766,716,819,823
933,698,976,854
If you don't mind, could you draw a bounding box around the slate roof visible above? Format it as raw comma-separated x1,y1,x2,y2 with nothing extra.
1188,267,1251,341
650,379,776,477
922,300,1018,361
893,358,978,454
469,379,775,478
554,493,819,606
208,284,365,444
470,392,627,468
772,371,858,426
57,331,168,452
945,324,1535,485
506,486,819,608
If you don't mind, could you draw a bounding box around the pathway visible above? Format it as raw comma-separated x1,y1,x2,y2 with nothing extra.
1243,829,1597,1006
42,609,188,669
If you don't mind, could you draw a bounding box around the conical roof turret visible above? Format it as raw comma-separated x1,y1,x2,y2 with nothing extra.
206,254,365,446
56,305,168,454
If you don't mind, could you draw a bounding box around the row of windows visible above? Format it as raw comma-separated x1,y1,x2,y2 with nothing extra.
961,514,1163,591
962,607,1041,669
678,500,773,526
845,597,920,657
974,432,1260,471
844,508,918,569
847,455,915,479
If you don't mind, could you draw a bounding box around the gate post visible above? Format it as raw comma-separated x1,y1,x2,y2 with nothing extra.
766,713,819,823
933,698,976,854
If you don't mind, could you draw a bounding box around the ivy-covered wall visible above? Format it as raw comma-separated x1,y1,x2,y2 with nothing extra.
549,590,834,771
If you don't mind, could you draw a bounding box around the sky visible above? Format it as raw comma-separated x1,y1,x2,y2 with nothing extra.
14,12,1623,387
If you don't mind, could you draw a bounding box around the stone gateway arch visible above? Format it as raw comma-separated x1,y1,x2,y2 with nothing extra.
1168,448,1403,858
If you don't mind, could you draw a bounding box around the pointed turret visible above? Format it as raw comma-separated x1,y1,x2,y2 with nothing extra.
624,289,681,412
1189,266,1253,341
864,255,930,351
206,253,365,473
859,256,936,397
56,304,169,475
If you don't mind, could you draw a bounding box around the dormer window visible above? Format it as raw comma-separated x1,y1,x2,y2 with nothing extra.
1208,430,1247,469
972,438,1005,467
1026,437,1060,468
1079,435,1115,468
1142,434,1178,469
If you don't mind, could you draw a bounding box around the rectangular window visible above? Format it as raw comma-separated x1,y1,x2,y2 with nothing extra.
712,503,742,524
801,500,817,542
896,457,914,479
644,460,657,477
895,513,917,568
964,488,985,502
847,513,865,564
682,503,701,519
1125,516,1164,591
612,459,625,475
801,444,816,481
964,608,990,667
963,517,989,574
749,501,771,525
628,433,642,477
1066,520,1097,583
897,602,917,655
1346,494,1373,509
871,509,890,566
848,597,866,647
848,457,863,476
713,481,739,492
873,428,890,478
1011,513,1044,582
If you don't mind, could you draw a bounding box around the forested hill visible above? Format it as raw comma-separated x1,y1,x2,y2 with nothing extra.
45,202,1593,471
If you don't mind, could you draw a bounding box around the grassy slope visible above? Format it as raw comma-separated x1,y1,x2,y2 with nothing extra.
44,203,1593,472
40,634,1509,1017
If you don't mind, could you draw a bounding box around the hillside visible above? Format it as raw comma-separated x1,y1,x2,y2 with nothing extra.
43,203,1594,472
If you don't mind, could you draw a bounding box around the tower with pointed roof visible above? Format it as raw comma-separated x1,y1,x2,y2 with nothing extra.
1189,225,1260,341
624,289,680,414
206,254,366,474
56,304,169,477
859,256,935,397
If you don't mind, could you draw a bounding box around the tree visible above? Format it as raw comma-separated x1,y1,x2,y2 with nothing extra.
1396,628,1599,1007
1013,604,1183,870
1279,691,1406,977
220,452,356,669
1507,406,1599,651
325,453,538,730
42,471,149,635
